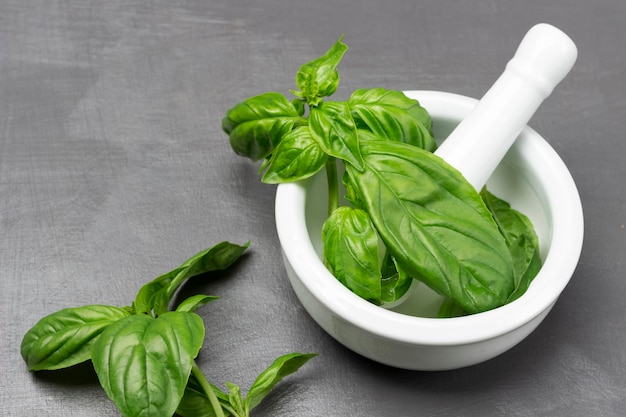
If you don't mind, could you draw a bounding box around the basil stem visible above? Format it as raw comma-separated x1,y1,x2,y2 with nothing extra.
192,361,226,417
325,157,339,216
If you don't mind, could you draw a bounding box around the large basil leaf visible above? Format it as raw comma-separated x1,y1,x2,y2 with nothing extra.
293,36,348,106
223,92,306,160
349,88,436,151
92,312,204,417
346,140,515,313
261,126,328,184
481,189,542,303
322,206,382,303
309,101,363,171
135,241,249,316
244,353,317,412
21,305,131,371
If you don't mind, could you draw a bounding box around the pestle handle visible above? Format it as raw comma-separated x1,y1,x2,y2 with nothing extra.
434,23,578,191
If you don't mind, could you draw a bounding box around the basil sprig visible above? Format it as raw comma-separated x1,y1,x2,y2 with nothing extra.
21,241,316,417
224,37,541,314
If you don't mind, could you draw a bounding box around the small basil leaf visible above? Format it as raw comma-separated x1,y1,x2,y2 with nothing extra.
342,169,362,209
21,305,130,371
223,92,306,161
291,98,306,116
322,206,382,303
92,312,205,417
244,353,317,412
134,266,186,315
480,189,542,303
349,88,436,151
182,241,250,270
309,101,363,171
380,250,412,304
346,140,515,313
176,295,220,313
141,241,249,316
294,36,348,106
225,382,246,417
261,126,328,184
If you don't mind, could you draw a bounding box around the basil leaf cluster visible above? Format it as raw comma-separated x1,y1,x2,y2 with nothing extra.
224,37,541,315
21,241,316,417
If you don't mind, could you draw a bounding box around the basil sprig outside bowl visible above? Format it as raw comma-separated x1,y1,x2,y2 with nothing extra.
275,90,584,371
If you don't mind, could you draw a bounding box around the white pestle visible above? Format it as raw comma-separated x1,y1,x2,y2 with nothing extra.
434,23,578,191
385,24,577,314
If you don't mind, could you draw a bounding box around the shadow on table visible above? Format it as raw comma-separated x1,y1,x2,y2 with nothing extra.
329,309,564,396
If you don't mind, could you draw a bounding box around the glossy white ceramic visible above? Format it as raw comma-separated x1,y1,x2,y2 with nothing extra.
275,90,584,370
435,23,577,190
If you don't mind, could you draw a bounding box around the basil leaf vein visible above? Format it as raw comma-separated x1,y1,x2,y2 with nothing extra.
347,140,515,313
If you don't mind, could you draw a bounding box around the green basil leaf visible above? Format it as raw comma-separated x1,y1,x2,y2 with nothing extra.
346,140,515,313
349,88,436,151
380,250,413,304
155,241,249,314
322,206,383,303
225,382,246,417
177,374,231,417
481,189,542,303
309,101,363,171
223,92,306,160
342,169,363,209
136,241,249,316
21,305,130,371
133,266,187,315
291,98,306,116
176,389,221,417
506,245,541,303
437,298,467,318
92,312,205,417
176,295,220,313
261,126,328,184
244,353,317,412
180,241,249,271
293,36,348,106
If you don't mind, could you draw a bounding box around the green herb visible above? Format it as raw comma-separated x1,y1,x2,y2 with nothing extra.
177,352,317,417
21,241,316,416
223,37,541,314
481,189,542,304
321,206,382,302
